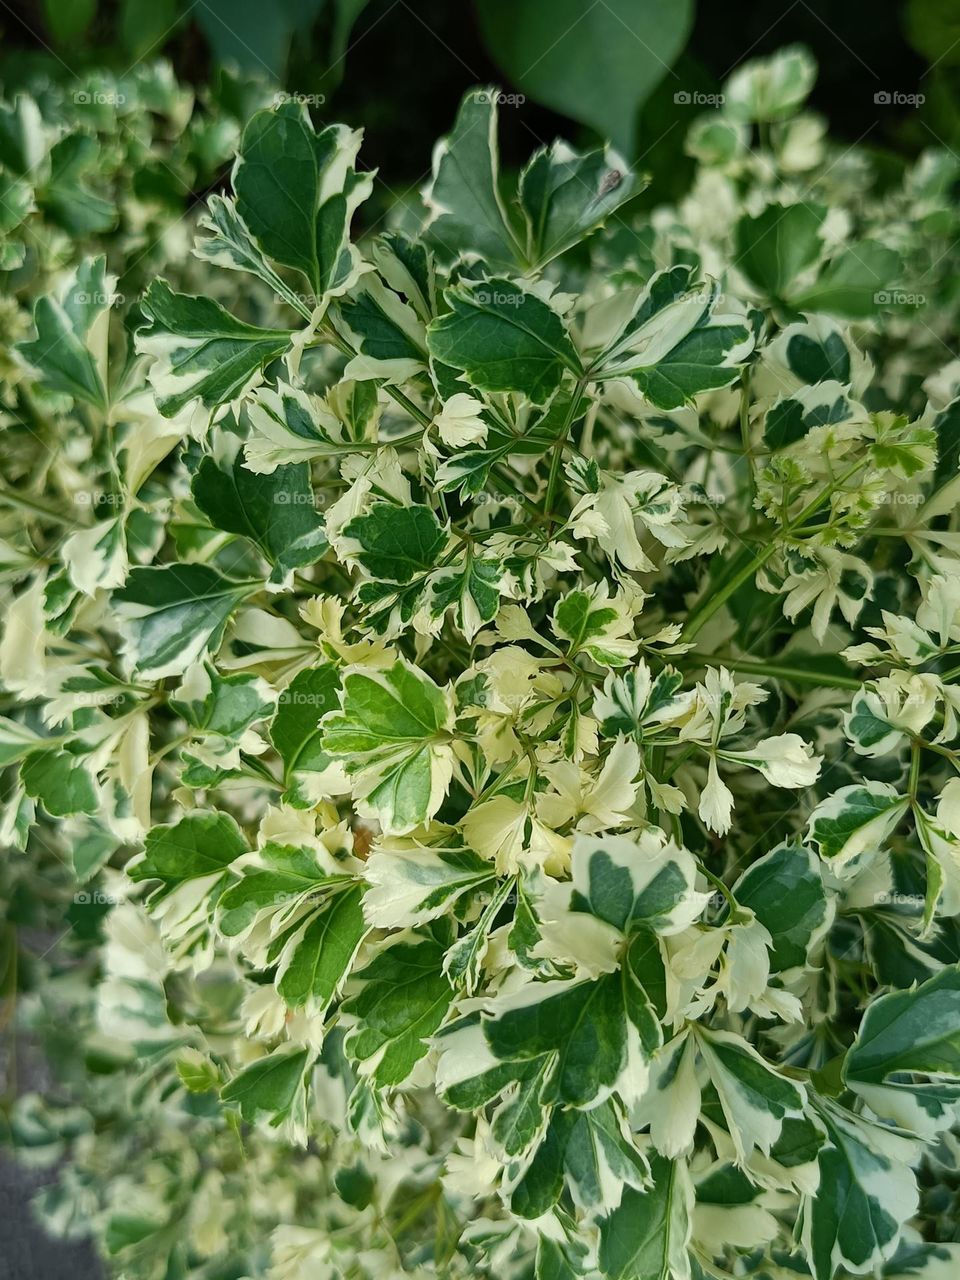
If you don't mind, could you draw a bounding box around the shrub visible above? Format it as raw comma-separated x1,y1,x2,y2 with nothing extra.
4,45,960,1280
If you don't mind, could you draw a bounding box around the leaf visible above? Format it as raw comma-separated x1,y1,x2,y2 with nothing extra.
597,1153,693,1280
792,241,903,318
339,275,429,382
129,811,246,890
806,782,908,872
568,832,705,937
843,966,960,1137
216,842,336,938
423,88,524,268
16,257,111,409
801,1099,919,1280
694,1026,806,1161
444,875,516,995
426,556,502,641
170,665,275,740
482,946,665,1109
343,936,454,1085
39,134,115,235
113,563,256,680
243,381,350,474
734,202,825,297
518,140,642,269
270,664,342,803
277,883,368,1011
427,278,582,404
320,661,454,835
21,748,98,817
137,279,292,417
221,1046,311,1128
476,1,693,157
590,267,754,408
342,504,446,582
423,88,640,270
508,1100,649,1219
364,844,497,929
197,0,324,79
732,842,831,972
233,102,372,301
193,452,327,584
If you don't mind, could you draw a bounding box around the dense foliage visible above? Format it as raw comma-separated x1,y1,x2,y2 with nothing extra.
4,44,960,1280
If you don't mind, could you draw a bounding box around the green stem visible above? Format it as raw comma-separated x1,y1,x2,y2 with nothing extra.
683,462,863,642
688,653,861,691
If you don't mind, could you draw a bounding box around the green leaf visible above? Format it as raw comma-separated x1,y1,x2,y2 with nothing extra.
426,556,502,642
734,202,825,296
270,664,342,804
342,504,446,582
518,141,642,269
38,134,115,235
129,811,246,890
802,1099,919,1280
343,936,454,1086
221,1046,311,1128
427,278,582,404
21,748,98,817
694,1026,806,1161
277,883,367,1011
193,452,327,584
423,88,640,270
233,102,372,300
590,267,754,408
170,665,275,740
792,241,903,318
477,2,693,157
843,965,960,1137
732,842,831,972
339,275,429,381
216,842,335,938
568,832,704,937
113,563,256,680
363,844,498,930
137,279,292,417
196,0,324,78
16,257,111,409
422,88,524,268
481,949,665,1109
806,782,908,872
597,1153,693,1280
320,661,454,835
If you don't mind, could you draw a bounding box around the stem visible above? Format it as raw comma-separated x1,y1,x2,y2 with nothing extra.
688,653,861,691
683,462,863,642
